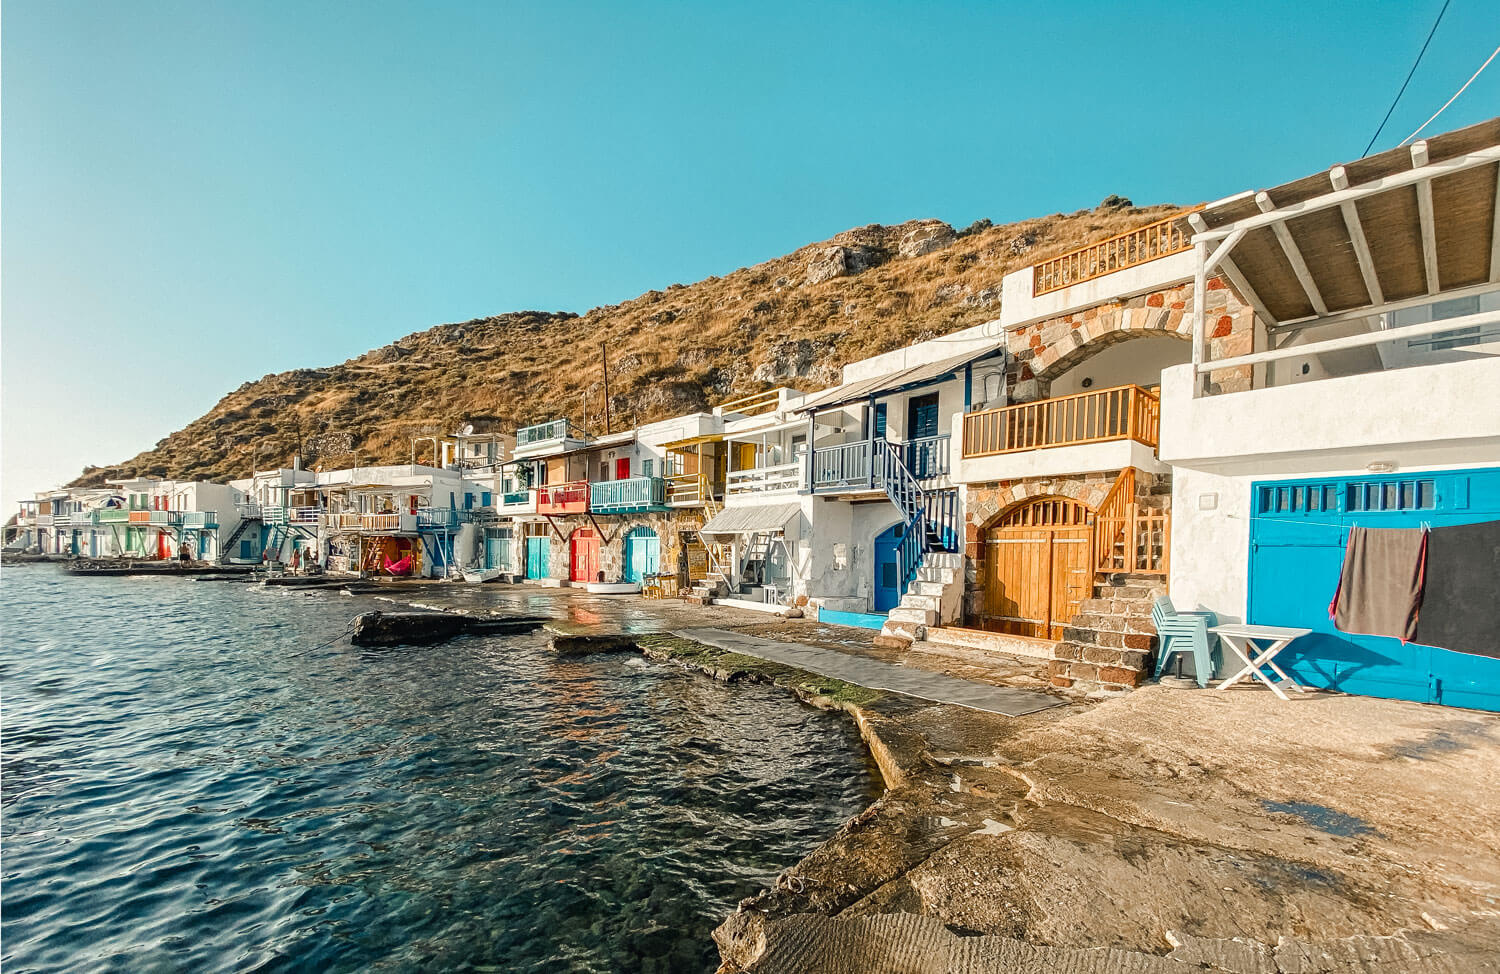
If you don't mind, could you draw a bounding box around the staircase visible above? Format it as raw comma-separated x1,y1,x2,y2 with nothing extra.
877,551,963,644
218,514,260,564
262,524,288,563
1048,573,1168,690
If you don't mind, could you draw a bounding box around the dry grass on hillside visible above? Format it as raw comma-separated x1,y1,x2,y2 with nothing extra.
72,198,1184,486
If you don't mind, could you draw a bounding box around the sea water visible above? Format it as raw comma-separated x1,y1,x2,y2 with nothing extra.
1,568,875,972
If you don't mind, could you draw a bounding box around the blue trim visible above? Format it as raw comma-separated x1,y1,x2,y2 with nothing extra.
818,609,888,631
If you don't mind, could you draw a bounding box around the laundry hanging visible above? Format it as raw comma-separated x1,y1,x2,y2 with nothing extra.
1328,525,1427,642
1413,519,1500,659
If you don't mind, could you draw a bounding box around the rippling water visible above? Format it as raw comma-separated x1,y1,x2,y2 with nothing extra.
1,568,876,972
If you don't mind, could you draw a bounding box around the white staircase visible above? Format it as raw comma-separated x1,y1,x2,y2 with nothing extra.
877,551,963,644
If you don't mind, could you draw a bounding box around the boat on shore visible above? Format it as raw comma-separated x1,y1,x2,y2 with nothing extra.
462,567,505,583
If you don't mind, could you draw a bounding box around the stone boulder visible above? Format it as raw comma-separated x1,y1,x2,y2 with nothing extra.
897,221,957,258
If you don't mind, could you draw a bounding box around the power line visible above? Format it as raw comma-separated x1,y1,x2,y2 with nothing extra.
1362,0,1451,156
1399,41,1500,146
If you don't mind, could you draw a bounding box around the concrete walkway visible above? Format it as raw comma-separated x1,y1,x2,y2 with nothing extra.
674,628,1063,717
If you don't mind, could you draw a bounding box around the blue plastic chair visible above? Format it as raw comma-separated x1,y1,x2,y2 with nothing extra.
1151,596,1218,688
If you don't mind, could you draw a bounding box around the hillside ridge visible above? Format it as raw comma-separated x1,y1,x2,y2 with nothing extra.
71,199,1180,486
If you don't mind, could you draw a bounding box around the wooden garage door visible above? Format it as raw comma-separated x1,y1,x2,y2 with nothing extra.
979,498,1093,640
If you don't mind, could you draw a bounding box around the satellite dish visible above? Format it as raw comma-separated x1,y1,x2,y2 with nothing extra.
460,423,474,436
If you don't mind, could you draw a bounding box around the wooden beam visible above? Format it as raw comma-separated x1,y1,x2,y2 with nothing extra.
1258,191,1328,315
1191,241,1207,397
1411,142,1440,295
1217,254,1279,326
1491,161,1500,282
1197,308,1500,372
1330,165,1384,306
1203,227,1246,274
1190,144,1500,243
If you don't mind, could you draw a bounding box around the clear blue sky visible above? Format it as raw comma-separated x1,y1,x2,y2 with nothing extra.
4,0,1498,513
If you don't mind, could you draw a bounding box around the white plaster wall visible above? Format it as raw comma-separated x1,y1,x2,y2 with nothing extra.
999,251,1195,330
841,324,1002,383
1048,334,1190,396
1159,359,1500,470
1166,467,1252,619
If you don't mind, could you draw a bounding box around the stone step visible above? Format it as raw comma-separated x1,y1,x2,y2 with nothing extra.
909,580,947,597
898,595,939,613
923,552,963,568
924,626,1060,662
887,606,937,625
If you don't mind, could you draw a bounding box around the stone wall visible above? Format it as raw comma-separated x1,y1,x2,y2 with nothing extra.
1005,277,1253,398
541,510,705,582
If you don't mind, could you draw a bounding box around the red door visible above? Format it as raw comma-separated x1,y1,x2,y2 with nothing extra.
615,458,630,480
570,529,599,582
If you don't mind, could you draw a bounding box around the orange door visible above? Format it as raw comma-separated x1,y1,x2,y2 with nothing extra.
978,498,1093,639
570,529,599,582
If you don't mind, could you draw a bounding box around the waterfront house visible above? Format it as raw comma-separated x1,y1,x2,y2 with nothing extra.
225,465,320,565
315,464,466,577
1157,116,1500,711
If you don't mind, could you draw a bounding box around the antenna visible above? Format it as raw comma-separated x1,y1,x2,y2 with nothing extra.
460,423,474,436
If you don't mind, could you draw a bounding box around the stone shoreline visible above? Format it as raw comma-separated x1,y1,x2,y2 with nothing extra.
623,632,1500,974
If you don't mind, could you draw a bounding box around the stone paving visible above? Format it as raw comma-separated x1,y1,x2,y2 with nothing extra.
675,627,1063,717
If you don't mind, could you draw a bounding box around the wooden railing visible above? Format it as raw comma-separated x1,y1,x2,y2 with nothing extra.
726,461,801,495
666,473,715,505
1093,467,1169,575
717,388,781,417
962,384,1160,458
1032,208,1201,296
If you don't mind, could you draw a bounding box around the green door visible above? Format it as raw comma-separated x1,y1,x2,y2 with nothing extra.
622,528,660,584
525,536,550,579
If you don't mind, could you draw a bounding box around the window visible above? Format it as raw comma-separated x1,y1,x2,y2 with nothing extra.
873,403,887,438
643,459,653,478
1406,296,1495,351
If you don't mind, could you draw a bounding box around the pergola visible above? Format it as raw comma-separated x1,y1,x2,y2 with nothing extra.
1187,116,1500,394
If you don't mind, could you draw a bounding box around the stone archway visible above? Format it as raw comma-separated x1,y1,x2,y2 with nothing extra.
1006,277,1252,394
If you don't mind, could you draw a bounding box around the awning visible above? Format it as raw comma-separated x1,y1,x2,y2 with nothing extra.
699,502,801,536
794,344,1003,413
661,432,725,451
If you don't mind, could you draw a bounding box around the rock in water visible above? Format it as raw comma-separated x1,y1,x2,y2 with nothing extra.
544,627,639,656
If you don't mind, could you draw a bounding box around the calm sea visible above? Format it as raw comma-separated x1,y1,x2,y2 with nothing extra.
1,568,875,972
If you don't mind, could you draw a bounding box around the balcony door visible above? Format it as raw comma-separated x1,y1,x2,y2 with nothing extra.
977,497,1094,640
907,393,940,440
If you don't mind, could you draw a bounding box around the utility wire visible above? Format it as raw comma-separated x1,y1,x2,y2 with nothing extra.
1363,0,1451,156
1399,42,1500,146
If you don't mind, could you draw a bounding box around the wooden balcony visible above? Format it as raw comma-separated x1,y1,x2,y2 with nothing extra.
962,384,1160,458
1031,208,1201,296
590,476,667,514
717,388,781,417
536,480,590,515
666,473,718,506
726,461,801,495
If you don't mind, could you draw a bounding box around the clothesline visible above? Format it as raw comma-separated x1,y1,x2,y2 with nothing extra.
1225,513,1435,531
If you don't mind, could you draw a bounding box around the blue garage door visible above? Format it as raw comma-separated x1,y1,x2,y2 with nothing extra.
525,536,550,579
1248,467,1500,712
622,527,659,584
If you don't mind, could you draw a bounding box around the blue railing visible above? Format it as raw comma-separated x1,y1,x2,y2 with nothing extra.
515,418,586,447
589,476,667,513
902,434,951,481
417,507,463,529
923,488,960,552
809,441,876,491
500,490,533,507
875,441,928,594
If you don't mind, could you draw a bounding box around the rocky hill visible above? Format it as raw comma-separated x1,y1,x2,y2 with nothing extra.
71,198,1180,486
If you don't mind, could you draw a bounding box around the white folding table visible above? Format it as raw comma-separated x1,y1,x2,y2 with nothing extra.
1209,624,1313,701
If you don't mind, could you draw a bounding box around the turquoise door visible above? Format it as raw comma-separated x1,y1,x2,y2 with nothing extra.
525,536,550,579
873,522,905,612
622,528,659,584
485,530,512,570
1248,468,1500,712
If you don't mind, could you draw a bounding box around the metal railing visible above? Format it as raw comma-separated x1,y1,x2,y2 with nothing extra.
235,502,263,519
516,418,586,447
95,509,129,524
726,460,802,495
536,480,590,514
962,384,1160,458
902,434,951,480
180,511,218,527
417,507,462,529
590,476,667,512
498,489,536,511
1032,208,1201,296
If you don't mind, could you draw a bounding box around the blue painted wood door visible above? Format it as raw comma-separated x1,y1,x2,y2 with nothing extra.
1248,468,1500,712
623,529,659,584
525,537,550,579
873,522,905,612
485,532,511,570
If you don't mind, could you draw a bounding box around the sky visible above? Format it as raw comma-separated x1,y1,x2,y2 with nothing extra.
4,0,1498,515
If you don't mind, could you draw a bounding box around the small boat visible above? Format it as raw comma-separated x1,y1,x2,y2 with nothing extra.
462,567,504,584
